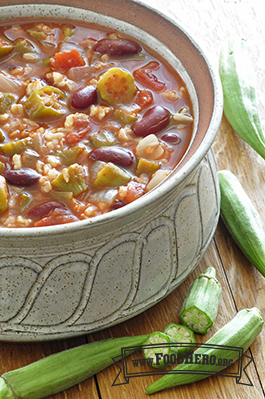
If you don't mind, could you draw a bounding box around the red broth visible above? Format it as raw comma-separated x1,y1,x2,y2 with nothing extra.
0,19,194,227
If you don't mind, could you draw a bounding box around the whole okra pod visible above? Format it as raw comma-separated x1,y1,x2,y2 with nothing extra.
219,38,265,159
0,334,149,399
218,170,265,277
146,307,263,394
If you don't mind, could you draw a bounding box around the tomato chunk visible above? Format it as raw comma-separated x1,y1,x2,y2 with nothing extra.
50,49,85,72
124,181,146,203
135,89,154,109
133,61,166,92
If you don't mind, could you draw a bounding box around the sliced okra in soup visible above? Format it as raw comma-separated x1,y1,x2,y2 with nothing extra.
0,19,194,228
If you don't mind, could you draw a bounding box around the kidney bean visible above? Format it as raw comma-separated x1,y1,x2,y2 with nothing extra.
94,39,141,56
110,199,126,210
71,85,97,109
132,106,170,137
28,202,66,219
161,132,181,144
89,147,135,167
4,168,41,186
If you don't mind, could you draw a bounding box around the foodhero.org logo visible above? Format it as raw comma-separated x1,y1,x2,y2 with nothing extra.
111,343,254,387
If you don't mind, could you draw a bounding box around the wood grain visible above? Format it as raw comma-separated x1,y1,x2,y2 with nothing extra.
1,1,265,399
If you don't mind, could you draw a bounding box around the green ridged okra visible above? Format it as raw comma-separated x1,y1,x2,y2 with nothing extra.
219,38,265,159
163,324,196,355
0,334,148,399
146,307,263,394
180,267,222,334
218,169,265,277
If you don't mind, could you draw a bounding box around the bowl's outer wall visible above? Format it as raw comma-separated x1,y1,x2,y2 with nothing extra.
0,1,222,340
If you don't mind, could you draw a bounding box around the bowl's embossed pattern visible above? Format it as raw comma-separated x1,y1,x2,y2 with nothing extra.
0,151,219,341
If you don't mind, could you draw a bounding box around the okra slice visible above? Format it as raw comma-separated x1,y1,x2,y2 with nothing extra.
24,86,67,122
143,332,177,369
97,67,137,105
180,267,222,335
0,334,149,399
51,163,88,196
163,324,196,355
146,307,264,394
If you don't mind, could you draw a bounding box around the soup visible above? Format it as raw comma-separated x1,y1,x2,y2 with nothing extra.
0,19,194,227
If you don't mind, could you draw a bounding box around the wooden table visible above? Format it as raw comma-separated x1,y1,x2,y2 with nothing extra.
1,0,265,398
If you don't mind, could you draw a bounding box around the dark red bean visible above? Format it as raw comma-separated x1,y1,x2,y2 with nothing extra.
94,39,141,56
111,199,126,210
28,201,66,218
132,106,170,137
161,132,181,144
89,147,135,167
4,168,41,186
71,85,97,109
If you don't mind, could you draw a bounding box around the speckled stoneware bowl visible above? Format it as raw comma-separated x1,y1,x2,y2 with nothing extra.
0,0,223,341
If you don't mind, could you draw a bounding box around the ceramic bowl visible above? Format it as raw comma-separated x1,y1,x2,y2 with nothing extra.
0,0,223,341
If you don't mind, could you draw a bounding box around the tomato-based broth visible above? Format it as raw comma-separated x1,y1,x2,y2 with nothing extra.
0,19,194,227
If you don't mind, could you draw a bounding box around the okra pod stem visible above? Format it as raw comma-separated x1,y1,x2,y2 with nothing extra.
180,267,222,334
0,334,149,399
146,308,263,394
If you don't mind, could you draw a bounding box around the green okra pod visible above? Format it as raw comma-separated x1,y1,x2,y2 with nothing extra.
146,307,263,394
179,267,222,334
0,334,149,399
218,169,265,277
219,38,265,159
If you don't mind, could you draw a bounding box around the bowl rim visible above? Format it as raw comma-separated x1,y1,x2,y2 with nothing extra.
0,1,223,237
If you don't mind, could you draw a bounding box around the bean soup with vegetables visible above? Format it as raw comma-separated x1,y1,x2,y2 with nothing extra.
0,19,194,227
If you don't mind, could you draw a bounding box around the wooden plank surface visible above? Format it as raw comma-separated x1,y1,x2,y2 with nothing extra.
1,0,265,398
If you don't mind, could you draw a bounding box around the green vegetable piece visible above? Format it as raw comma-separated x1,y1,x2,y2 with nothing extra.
18,192,32,213
146,307,263,394
0,93,16,114
89,130,117,148
24,86,67,122
163,324,196,355
15,38,36,54
62,26,73,39
93,162,131,187
56,145,85,166
0,162,4,174
143,332,179,369
97,67,137,105
179,267,222,335
0,129,5,143
136,158,160,176
27,28,46,40
219,38,265,160
0,36,14,57
218,169,265,277
0,176,8,213
50,191,73,203
0,137,33,156
114,108,138,125
51,163,88,197
0,334,149,399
